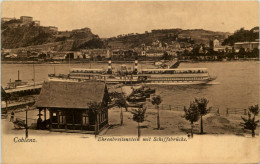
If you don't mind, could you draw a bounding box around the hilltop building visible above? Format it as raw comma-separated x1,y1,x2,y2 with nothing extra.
56,31,72,38
72,27,91,33
49,26,58,31
20,16,33,23
1,16,41,27
33,20,40,26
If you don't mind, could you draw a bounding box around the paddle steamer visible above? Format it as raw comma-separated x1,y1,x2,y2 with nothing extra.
48,59,216,85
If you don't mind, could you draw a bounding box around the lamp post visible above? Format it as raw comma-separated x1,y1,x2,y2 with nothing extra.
25,106,29,138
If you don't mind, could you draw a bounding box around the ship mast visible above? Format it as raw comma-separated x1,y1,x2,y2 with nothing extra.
18,70,20,81
33,62,35,86
69,54,71,73
54,65,56,76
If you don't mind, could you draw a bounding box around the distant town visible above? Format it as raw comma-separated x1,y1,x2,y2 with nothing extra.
1,16,259,63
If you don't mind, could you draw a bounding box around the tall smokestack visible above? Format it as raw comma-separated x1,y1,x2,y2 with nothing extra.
107,58,112,74
133,57,138,75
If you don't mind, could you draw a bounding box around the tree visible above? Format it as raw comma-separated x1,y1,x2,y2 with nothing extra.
55,36,67,42
222,27,259,46
77,38,104,50
239,47,245,55
109,91,122,100
183,49,190,56
131,107,146,140
162,52,171,60
88,102,103,137
194,98,211,134
151,95,162,129
209,40,214,50
251,48,259,58
192,44,201,56
183,102,200,138
240,105,259,137
115,95,128,126
112,92,128,111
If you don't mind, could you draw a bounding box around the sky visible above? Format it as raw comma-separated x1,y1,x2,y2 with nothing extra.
1,1,259,38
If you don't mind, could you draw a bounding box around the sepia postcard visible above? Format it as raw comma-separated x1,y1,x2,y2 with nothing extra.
1,1,259,163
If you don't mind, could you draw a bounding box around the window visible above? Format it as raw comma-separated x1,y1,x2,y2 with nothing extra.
82,110,89,126
52,111,58,123
58,111,66,124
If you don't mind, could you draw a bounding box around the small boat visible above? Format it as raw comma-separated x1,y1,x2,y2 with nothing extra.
142,88,156,94
132,92,150,98
127,102,144,108
127,96,146,103
50,61,61,64
13,118,26,129
155,61,163,66
5,71,28,90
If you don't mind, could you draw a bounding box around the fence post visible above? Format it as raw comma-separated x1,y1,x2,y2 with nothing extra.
244,109,247,115
217,108,220,115
226,108,229,116
169,105,171,110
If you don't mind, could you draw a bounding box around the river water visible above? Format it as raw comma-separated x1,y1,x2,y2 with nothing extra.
1,61,259,111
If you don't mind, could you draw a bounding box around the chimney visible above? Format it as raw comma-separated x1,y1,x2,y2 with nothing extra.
107,58,112,74
133,57,138,74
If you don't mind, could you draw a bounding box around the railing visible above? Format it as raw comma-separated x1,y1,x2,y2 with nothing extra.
145,103,251,115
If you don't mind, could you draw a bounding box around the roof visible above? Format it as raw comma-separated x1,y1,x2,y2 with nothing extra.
235,42,259,44
20,16,32,18
70,68,104,72
1,87,8,100
35,81,107,109
141,68,208,71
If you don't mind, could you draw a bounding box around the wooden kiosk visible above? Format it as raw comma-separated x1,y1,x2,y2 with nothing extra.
35,81,110,134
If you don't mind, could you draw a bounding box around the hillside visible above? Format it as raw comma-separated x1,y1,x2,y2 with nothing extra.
105,29,231,48
1,20,101,51
222,27,259,46
2,19,232,51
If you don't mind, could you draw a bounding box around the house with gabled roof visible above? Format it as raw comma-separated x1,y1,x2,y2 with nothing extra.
34,81,110,134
